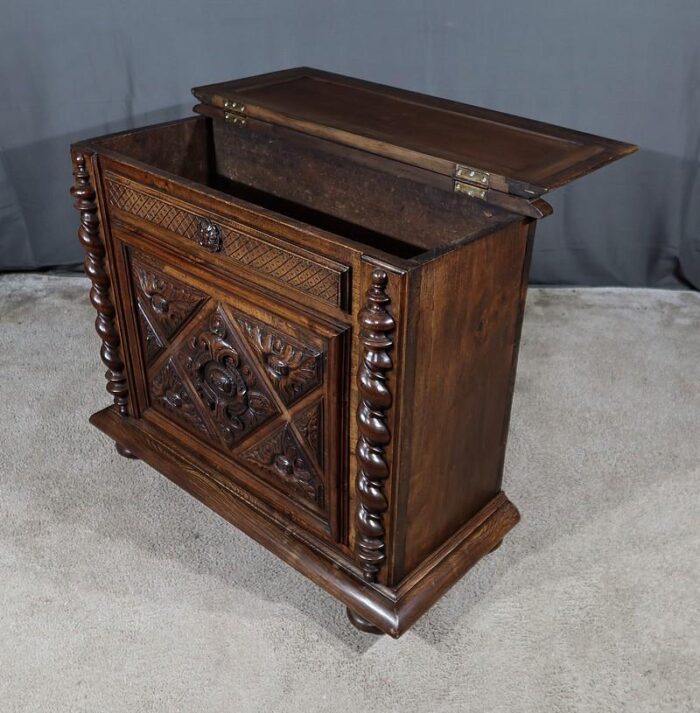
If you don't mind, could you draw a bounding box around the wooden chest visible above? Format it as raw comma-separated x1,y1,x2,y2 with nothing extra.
70,68,635,637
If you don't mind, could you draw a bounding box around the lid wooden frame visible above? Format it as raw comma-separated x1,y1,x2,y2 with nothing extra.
192,67,637,208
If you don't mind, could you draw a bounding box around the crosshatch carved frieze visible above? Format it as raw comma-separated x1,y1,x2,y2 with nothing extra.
106,173,344,307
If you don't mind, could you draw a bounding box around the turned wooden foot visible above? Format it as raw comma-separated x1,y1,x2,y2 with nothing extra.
346,607,384,635
115,442,138,459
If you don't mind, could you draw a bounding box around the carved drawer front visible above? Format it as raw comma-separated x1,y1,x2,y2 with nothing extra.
104,171,350,311
126,248,347,539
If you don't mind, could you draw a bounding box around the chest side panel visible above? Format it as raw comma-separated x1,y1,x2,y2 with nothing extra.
397,220,531,579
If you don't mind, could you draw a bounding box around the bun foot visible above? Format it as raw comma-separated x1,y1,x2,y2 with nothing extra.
346,607,384,635
115,442,138,459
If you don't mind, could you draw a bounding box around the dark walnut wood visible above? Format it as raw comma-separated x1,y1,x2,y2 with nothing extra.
292,399,323,466
179,309,280,447
235,313,323,406
132,253,207,352
355,269,395,583
70,152,129,417
240,422,324,508
346,607,383,635
71,68,635,637
105,171,350,310
115,442,139,459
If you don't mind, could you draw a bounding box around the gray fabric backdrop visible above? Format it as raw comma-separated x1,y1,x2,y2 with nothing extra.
1,0,698,287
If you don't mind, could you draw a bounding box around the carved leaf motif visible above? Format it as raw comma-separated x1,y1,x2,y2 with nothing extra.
178,309,278,447
292,400,323,467
235,314,322,406
132,257,206,343
240,424,324,507
150,359,210,437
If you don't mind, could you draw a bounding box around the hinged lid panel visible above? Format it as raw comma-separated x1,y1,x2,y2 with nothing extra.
192,67,636,199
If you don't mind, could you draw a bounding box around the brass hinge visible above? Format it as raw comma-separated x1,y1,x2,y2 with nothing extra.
223,100,247,126
453,164,490,198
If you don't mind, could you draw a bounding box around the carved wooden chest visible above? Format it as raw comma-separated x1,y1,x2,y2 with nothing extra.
70,68,635,637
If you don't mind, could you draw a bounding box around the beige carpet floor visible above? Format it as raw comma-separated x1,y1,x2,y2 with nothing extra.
1,274,698,713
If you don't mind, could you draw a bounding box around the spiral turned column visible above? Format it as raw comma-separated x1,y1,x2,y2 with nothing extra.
354,268,395,584
71,153,129,416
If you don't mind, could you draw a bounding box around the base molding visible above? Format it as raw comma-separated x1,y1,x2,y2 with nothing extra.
90,406,520,637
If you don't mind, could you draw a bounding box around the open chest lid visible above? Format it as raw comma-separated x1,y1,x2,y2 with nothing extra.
192,67,636,214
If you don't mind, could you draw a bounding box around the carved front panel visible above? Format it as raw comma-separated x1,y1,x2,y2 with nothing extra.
124,247,347,537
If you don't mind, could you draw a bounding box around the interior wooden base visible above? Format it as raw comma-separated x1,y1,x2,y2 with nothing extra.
90,406,520,638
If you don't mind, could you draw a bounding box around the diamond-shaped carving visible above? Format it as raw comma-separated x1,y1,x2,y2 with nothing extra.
150,359,211,439
234,313,322,406
292,400,323,467
177,308,278,448
240,423,324,508
137,303,164,363
132,255,206,350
